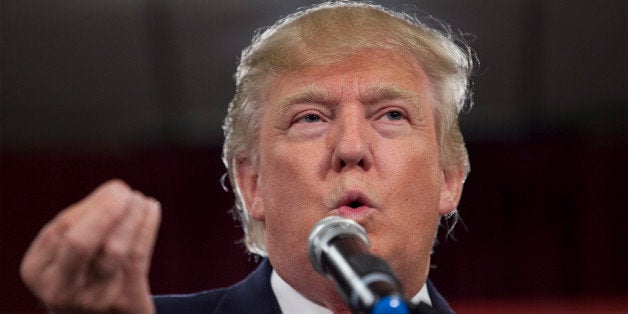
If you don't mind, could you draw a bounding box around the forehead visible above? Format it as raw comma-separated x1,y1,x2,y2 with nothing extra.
264,49,431,106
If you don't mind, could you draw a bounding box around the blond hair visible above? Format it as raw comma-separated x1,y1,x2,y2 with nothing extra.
222,1,474,255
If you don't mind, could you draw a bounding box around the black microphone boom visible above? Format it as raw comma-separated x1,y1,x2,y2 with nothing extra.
308,216,410,314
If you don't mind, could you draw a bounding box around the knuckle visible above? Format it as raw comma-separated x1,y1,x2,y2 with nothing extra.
99,180,133,207
103,241,126,260
64,233,92,256
19,261,35,285
98,195,132,222
133,189,146,199
128,246,147,263
54,214,74,232
103,179,130,193
19,253,41,285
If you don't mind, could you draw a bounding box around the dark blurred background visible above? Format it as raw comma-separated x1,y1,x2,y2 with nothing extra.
1,0,626,313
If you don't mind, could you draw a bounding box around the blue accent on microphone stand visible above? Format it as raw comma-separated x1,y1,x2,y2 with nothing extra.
371,296,410,314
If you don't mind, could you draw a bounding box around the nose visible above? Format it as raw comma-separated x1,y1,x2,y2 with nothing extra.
330,106,373,172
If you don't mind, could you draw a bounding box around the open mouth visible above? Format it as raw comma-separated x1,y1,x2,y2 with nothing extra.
334,189,374,219
348,201,364,209
333,192,374,220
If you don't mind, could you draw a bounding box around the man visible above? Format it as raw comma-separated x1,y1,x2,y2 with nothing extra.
21,2,474,313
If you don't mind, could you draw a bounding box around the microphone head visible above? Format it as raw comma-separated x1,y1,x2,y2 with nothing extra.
307,216,370,274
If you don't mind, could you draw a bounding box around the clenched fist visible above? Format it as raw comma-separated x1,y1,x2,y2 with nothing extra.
20,180,162,314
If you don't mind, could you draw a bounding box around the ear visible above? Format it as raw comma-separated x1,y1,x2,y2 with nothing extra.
438,166,465,216
236,157,265,221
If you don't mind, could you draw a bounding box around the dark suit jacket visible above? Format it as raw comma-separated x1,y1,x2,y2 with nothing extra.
154,259,454,314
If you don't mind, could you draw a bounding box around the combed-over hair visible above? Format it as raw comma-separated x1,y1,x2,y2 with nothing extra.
222,1,474,255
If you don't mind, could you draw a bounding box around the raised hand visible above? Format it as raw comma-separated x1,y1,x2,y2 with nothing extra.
20,180,161,314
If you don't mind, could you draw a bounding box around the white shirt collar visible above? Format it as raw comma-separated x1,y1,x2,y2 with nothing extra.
270,270,432,314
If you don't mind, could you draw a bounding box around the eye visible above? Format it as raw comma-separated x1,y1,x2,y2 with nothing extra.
301,114,321,123
385,110,403,121
289,111,327,138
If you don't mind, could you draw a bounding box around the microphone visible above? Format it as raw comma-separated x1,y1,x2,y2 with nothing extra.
308,216,410,314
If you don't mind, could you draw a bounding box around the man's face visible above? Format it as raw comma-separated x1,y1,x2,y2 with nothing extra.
237,49,462,304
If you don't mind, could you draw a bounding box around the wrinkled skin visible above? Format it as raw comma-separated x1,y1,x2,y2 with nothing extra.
237,49,464,313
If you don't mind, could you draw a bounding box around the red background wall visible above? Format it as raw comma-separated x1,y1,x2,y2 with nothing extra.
2,142,626,313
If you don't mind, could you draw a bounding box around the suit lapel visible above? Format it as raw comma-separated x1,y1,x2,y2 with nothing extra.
213,259,281,313
212,259,454,314
425,279,455,314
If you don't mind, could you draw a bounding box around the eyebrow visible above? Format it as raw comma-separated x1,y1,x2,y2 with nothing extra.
277,83,420,113
277,85,338,114
358,84,419,106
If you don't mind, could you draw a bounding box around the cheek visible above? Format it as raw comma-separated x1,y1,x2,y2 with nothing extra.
384,140,442,193
377,141,443,236
258,138,330,201
256,143,323,241
259,147,313,207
